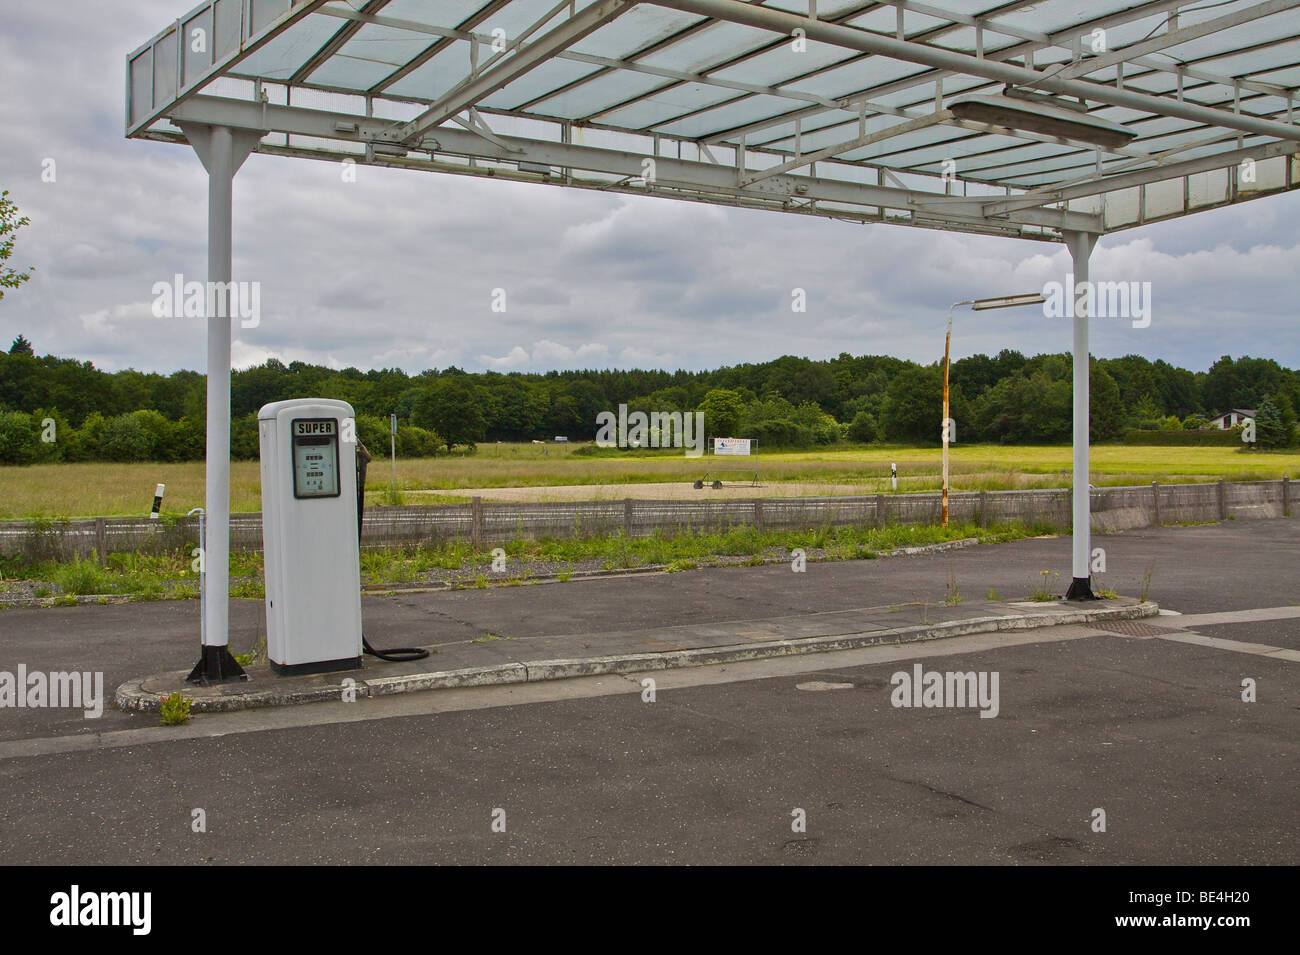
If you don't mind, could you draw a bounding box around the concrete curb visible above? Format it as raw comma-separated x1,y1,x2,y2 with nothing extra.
115,599,1158,714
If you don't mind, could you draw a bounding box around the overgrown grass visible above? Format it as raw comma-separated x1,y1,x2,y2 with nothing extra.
1,519,1053,600
354,519,1046,581
2,443,1296,518
18,553,200,597
0,550,246,600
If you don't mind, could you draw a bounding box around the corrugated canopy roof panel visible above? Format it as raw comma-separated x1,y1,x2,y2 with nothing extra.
128,0,1300,239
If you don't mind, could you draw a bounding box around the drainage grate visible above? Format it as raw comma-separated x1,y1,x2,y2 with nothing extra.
1086,619,1171,637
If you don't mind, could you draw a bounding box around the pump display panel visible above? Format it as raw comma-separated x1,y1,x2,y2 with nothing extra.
291,418,341,499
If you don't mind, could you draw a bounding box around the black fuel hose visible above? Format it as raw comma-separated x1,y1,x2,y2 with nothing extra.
356,440,429,663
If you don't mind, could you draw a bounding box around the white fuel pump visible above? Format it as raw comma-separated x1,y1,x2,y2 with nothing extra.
258,399,363,674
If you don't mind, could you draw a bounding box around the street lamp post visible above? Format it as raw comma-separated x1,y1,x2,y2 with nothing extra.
942,293,1047,527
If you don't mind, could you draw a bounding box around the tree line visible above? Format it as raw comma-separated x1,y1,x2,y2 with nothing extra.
1,333,1297,465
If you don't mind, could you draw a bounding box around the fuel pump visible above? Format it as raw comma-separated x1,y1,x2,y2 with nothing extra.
258,399,363,674
257,398,426,674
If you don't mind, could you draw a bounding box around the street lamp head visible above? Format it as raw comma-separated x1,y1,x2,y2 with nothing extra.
970,292,1048,311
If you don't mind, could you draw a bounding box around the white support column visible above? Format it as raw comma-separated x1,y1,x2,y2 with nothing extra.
181,123,260,683
1064,230,1099,600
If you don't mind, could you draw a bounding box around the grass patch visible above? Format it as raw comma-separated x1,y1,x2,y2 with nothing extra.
0,519,1051,599
2,444,1297,518
159,692,192,726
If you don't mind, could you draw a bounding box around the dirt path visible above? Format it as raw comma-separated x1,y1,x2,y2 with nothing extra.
405,480,885,502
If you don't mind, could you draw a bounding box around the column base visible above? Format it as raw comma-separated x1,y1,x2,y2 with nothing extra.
185,645,250,686
1064,576,1097,601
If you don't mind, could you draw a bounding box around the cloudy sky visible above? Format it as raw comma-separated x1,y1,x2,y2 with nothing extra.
1,1,1297,379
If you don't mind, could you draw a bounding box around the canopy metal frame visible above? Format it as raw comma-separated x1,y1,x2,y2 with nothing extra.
125,0,1300,679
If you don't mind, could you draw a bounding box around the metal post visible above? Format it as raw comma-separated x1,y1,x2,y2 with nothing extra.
181,123,259,684
188,507,206,652
204,126,234,673
942,307,953,528
390,413,398,501
1064,230,1099,600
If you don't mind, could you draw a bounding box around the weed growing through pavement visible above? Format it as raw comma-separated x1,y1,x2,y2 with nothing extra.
944,567,962,605
234,637,266,667
1139,561,1156,602
159,692,192,726
1030,569,1060,602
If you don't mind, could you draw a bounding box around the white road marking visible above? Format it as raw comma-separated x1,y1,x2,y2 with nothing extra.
1150,605,1300,628
1150,630,1300,662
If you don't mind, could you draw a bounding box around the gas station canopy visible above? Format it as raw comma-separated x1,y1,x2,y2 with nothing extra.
125,1,1300,680
128,0,1300,242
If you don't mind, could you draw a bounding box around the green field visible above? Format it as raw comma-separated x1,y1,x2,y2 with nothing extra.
0,442,1296,520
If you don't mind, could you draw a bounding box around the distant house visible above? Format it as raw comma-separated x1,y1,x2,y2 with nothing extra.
1207,409,1255,430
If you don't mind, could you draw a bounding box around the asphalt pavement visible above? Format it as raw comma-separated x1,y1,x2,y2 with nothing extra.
0,520,1295,864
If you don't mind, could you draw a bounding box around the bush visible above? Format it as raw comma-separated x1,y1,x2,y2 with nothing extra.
172,415,205,460
99,414,153,462
0,410,39,465
747,417,805,447
397,424,442,458
230,413,260,460
354,414,390,456
792,402,840,445
847,410,877,443
26,408,65,463
1122,428,1238,446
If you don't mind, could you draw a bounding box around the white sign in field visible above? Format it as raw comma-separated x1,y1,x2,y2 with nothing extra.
714,437,752,456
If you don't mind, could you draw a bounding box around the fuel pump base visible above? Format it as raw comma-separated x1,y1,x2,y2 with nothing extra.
185,644,249,686
269,655,362,677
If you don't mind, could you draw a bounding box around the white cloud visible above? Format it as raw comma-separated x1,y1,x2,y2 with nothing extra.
230,341,284,371
480,346,531,370
480,340,611,369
